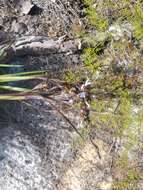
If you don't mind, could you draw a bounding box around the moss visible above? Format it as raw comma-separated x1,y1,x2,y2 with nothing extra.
84,7,108,30
113,151,142,190
113,169,140,190
132,5,143,40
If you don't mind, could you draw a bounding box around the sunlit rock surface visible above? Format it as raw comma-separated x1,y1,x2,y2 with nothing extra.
0,101,75,190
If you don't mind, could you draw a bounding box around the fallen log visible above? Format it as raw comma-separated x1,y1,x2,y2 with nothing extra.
0,35,82,63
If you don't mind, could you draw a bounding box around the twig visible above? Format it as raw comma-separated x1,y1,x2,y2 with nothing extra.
89,135,101,159
114,100,121,114
42,96,102,159
46,98,84,139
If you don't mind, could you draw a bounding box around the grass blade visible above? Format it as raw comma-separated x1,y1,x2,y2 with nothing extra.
0,85,31,92
0,64,23,68
0,75,43,83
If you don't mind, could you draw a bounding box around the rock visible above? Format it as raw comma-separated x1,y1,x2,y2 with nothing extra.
12,0,34,15
0,31,9,44
57,139,112,190
11,20,28,35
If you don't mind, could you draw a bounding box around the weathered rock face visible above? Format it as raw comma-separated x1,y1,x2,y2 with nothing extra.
0,101,75,190
0,0,85,190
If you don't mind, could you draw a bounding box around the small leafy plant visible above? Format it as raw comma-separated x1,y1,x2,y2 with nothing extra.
64,0,143,188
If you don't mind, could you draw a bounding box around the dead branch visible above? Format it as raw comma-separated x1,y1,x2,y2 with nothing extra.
0,35,81,63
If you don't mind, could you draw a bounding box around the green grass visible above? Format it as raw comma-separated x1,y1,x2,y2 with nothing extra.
0,47,46,100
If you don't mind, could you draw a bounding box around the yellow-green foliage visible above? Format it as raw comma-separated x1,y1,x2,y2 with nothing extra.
113,169,140,190
64,0,143,188
113,152,141,190
132,5,143,39
63,0,143,146
84,7,108,30
0,48,45,99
